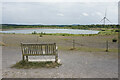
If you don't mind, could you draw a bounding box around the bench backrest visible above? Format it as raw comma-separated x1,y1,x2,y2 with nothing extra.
21,43,57,56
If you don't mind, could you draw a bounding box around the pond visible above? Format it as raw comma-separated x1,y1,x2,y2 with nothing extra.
0,29,99,34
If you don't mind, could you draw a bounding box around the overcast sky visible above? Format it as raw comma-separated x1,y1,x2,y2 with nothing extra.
2,1,119,25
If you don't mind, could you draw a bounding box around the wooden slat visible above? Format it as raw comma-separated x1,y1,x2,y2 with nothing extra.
23,53,55,56
21,43,55,45
48,44,51,54
21,43,24,54
41,45,43,54
21,43,56,56
36,44,38,54
45,45,48,54
30,45,32,55
51,44,53,54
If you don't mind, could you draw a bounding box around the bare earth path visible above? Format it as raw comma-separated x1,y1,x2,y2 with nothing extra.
1,34,118,78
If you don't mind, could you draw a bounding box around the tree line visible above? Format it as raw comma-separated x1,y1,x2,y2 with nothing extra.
1,24,120,29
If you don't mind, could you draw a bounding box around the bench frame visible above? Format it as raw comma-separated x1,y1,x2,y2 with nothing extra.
21,43,58,63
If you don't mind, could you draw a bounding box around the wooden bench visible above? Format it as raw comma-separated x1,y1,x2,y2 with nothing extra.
21,43,58,63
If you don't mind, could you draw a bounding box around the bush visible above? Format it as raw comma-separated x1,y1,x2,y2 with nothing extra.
40,34,43,37
112,38,117,42
89,34,92,36
62,34,65,36
115,30,120,32
32,31,37,34
101,29,105,31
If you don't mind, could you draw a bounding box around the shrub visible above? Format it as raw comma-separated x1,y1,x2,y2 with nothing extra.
40,34,43,37
62,34,65,36
89,34,92,36
32,31,37,34
39,32,43,37
115,30,120,32
101,29,105,31
112,38,117,42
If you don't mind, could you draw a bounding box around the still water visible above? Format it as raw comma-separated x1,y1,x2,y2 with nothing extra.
0,29,99,34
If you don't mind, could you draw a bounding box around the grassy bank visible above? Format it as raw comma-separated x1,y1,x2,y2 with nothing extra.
32,29,118,36
58,46,118,53
11,60,62,69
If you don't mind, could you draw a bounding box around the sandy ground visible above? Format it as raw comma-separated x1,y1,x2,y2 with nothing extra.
0,34,118,78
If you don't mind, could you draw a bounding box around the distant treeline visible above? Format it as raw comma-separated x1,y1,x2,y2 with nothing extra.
1,24,120,29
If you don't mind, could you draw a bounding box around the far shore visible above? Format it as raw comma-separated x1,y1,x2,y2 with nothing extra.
2,27,71,31
1,27,119,32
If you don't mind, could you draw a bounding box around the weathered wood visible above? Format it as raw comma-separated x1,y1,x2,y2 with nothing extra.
106,40,109,52
26,56,28,61
55,54,58,63
22,55,25,61
21,43,58,62
73,39,75,49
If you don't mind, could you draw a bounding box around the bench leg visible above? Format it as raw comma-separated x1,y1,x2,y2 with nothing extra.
23,55,25,61
26,56,28,61
55,55,58,63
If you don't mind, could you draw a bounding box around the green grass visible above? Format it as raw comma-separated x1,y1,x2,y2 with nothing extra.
58,45,118,53
77,47,118,53
98,29,118,35
11,60,62,69
38,33,98,36
68,47,118,53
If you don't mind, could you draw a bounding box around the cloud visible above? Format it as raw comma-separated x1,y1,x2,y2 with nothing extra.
82,13,89,16
2,0,119,2
91,12,103,18
96,12,103,16
57,13,64,16
2,2,118,25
